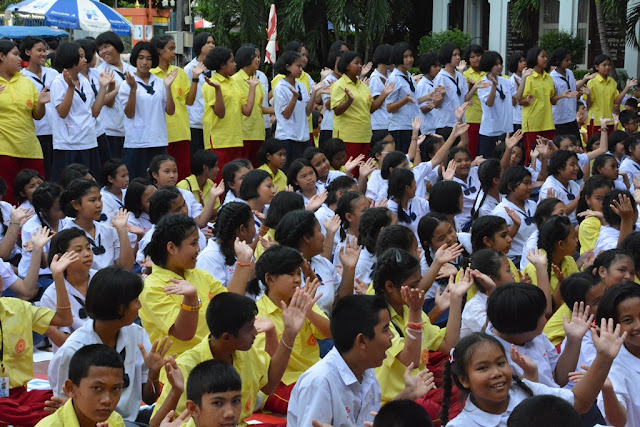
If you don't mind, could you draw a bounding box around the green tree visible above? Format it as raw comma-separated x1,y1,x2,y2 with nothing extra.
538,30,585,67
418,29,471,55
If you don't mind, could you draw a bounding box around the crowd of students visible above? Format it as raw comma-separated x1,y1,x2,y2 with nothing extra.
1,30,640,427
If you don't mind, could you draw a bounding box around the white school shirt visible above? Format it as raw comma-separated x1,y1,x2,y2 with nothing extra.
316,170,347,192
196,239,235,287
539,175,581,223
452,167,480,231
487,326,560,388
490,199,537,259
49,73,97,150
369,69,391,130
387,197,430,239
365,169,386,203
40,270,96,352
307,254,341,317
97,61,136,137
416,76,438,135
177,187,203,219
355,247,376,284
127,211,152,248
63,220,120,270
620,157,640,185
257,70,270,128
477,75,515,137
320,73,339,131
434,68,468,129
473,191,501,219
86,68,107,137
413,161,434,200
274,79,310,142
594,225,620,254
597,344,640,427
136,224,207,264
22,67,59,135
316,204,335,236
184,58,206,129
287,346,380,427
386,68,420,131
560,329,597,390
49,319,151,421
100,187,126,224
510,74,523,125
0,201,19,260
221,190,241,206
519,229,539,270
18,200,34,212
446,378,574,427
117,73,168,149
18,215,67,278
460,292,488,339
551,68,577,125
0,260,19,292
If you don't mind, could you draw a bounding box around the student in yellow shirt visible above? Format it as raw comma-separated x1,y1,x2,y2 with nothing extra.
139,214,249,356
462,44,486,158
177,150,223,210
202,47,258,174
246,245,331,415
151,35,200,181
577,175,612,254
36,344,126,427
257,139,287,192
0,40,49,204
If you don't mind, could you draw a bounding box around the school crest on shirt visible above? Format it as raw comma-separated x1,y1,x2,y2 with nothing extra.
307,333,317,346
178,88,183,96
15,338,26,354
421,349,429,365
26,99,33,108
244,396,252,413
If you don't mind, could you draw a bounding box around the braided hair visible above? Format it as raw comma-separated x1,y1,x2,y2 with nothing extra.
358,207,393,254
387,168,415,224
335,191,366,241
372,248,420,296
274,210,319,252
32,182,64,229
375,225,417,257
213,202,253,266
471,159,501,221
246,245,304,296
538,215,573,280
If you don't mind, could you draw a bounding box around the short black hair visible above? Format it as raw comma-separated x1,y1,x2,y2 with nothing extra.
559,272,600,309
193,32,212,57
190,149,218,176
47,228,89,267
625,133,640,156
68,344,124,386
148,186,182,224
239,169,270,201
507,395,580,427
206,292,257,339
77,38,98,64
60,163,93,189
150,34,174,53
186,360,242,407
54,42,81,72
439,42,459,66
60,179,100,218
602,189,637,227
418,51,439,75
326,175,357,206
96,31,124,53
257,139,285,165
100,158,126,188
286,159,316,191
86,266,143,321
321,138,346,164
487,283,546,334
548,150,578,176
204,46,233,72
124,178,155,219
331,295,388,354
498,165,531,195
284,40,307,54
337,51,360,74
507,51,525,74
14,168,42,204
262,191,304,228
596,281,640,325
478,51,502,73
19,36,46,62
247,245,304,296
429,180,463,215
374,399,434,427
372,44,393,66
130,41,159,69
235,45,257,69
391,42,411,66
525,47,543,69
274,51,302,76
144,214,198,266
548,47,570,68
619,231,640,272
462,44,483,62
619,109,637,126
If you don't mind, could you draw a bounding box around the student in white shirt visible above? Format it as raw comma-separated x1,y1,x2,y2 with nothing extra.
620,136,640,185
12,168,42,220
220,160,251,206
124,178,156,248
318,49,342,147
539,150,582,224
287,295,434,427
0,225,50,300
287,159,321,208
354,207,395,284
185,32,215,154
594,189,638,254
471,159,502,222
434,43,468,133
549,48,584,139
593,153,632,191
49,42,111,183
416,52,444,136
519,197,567,270
239,169,276,232
387,168,429,239
369,44,393,143
507,51,527,132
99,158,129,224
449,147,480,232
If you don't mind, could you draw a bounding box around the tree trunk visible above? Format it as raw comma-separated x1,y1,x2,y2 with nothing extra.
595,0,618,79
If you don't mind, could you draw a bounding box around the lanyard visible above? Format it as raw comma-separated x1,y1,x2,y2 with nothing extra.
446,75,461,97
0,317,4,369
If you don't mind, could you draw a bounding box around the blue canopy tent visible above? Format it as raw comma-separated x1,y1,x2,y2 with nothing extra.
0,25,69,38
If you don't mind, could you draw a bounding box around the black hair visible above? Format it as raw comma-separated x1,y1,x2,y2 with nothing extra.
462,44,483,62
439,42,459,66
326,175,358,206
440,332,534,425
263,191,304,229
525,47,543,69
554,134,578,149
507,395,581,427
284,40,307,54
446,146,471,164
539,215,573,278
576,175,612,222
47,228,89,267
337,51,360,74
370,139,395,161
60,179,100,218
507,50,525,74
488,283,546,334
274,51,302,76
625,97,639,109
596,281,640,325
213,202,253,265
33,182,63,228
602,189,637,227
549,47,571,68
312,110,322,129
247,245,304,296
592,153,617,180
559,272,601,310
327,40,348,68
147,154,176,185
274,210,318,251
358,207,394,254
374,400,434,427
303,147,326,168
53,42,81,73
593,54,611,71
59,163,93,189
144,214,199,266
619,232,640,272
96,31,124,53
618,109,637,126
130,41,159,69
421,134,443,161
428,180,463,215
86,266,143,321
258,139,285,165
19,36,46,62
376,224,417,257
391,42,411,67
498,165,531,195
76,38,98,64
471,215,509,252
124,178,154,219
148,186,182,224
0,40,17,58
471,159,501,220
592,248,634,281
372,44,393,67
387,168,415,223
14,168,43,204
418,211,448,251
625,133,640,156
206,292,257,338
186,360,242,406
239,169,271,201
203,46,233,72
478,50,502,73
150,34,174,55
585,133,601,153
189,149,218,176
418,51,440,75
286,159,316,191
100,158,126,188
222,160,250,195
609,130,629,149
192,32,212,57
235,45,258,69
335,191,367,241
321,138,346,165
470,249,508,293
548,150,578,176
68,344,124,386
331,294,389,354
533,197,563,230
373,248,420,296
493,140,525,166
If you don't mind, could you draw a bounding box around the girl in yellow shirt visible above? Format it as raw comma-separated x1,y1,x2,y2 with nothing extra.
576,175,612,254
257,139,287,192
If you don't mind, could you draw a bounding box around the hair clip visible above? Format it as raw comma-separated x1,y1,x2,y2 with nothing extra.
394,249,402,263
449,347,455,364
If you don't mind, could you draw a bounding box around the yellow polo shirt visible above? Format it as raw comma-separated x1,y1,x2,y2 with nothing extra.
522,70,555,133
202,73,246,149
587,74,619,121
376,304,446,403
543,303,572,346
177,175,221,208
151,65,191,143
254,228,275,260
232,69,266,141
254,295,327,385
463,68,486,124
36,398,126,427
0,73,43,159
272,72,314,133
139,265,226,356
257,164,286,192
522,250,579,294
152,336,269,426
579,216,601,255
331,74,373,143
0,297,55,389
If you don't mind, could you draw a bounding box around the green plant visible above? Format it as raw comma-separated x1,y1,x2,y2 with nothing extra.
418,29,471,55
538,30,585,68
510,0,539,40
573,69,590,81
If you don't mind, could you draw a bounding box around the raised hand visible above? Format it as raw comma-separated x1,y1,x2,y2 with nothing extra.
192,62,206,79
281,287,315,335
233,237,253,263
354,278,368,295
625,78,638,90
125,71,137,90
381,81,394,96
138,336,173,374
359,157,377,178
511,344,538,382
164,68,179,87
111,208,130,231
591,318,627,361
452,122,470,138
456,60,467,72
204,76,221,89
433,243,464,266
209,180,225,200
433,286,451,312
455,101,470,122
30,226,53,251
258,235,274,251
610,193,635,223
163,278,198,298
345,154,365,173
63,69,74,86
470,269,497,294
448,267,474,299
301,277,322,308
254,317,276,334
562,89,579,98
323,214,341,236
50,251,80,276
361,61,373,77
320,67,332,81
526,247,547,268
99,70,115,88
506,129,523,149
253,209,266,222
401,285,426,312
435,262,459,280
563,301,594,341
503,206,522,228
522,67,534,79
38,87,51,105
372,197,388,208
307,190,328,212
159,409,191,427
339,235,361,270
442,159,456,181
10,206,34,226
411,116,422,132
403,364,436,399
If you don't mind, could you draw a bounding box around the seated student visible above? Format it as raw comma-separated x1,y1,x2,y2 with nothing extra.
100,158,129,224
620,134,640,185
619,231,640,283
592,153,631,191
1,226,50,300
253,191,306,261
448,147,481,232
619,108,638,136
36,344,126,427
355,207,395,284
333,191,369,262
519,197,566,270
315,175,358,255
0,245,73,427
151,272,315,426
124,177,156,249
240,169,276,229
0,177,30,263
177,150,222,211
158,360,244,427
287,295,435,427
486,283,591,388
59,163,96,189
48,266,164,423
287,159,321,208
387,168,429,240
594,189,638,254
14,168,43,212
220,160,251,206
508,395,581,427
539,150,582,224
257,139,288,192
576,175,613,254
373,400,434,427
140,214,245,356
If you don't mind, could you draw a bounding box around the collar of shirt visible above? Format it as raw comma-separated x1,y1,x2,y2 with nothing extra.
0,73,22,84
212,72,229,85
151,64,177,78
531,70,548,79
257,294,282,315
150,263,196,282
594,73,608,84
458,388,519,427
616,344,640,373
